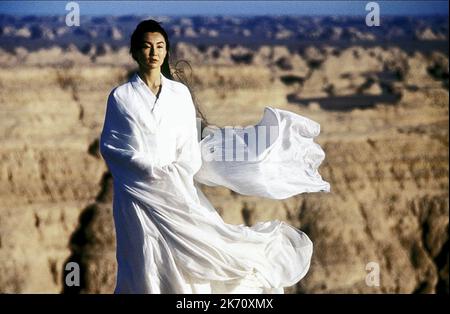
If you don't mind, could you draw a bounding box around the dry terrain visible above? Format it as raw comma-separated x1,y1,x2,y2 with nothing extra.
0,41,448,293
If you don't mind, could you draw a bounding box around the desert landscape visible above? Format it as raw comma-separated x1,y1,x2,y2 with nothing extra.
0,14,448,294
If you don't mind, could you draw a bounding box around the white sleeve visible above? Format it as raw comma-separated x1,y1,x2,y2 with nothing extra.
100,88,203,186
100,91,162,183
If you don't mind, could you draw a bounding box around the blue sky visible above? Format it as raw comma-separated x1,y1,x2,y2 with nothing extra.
0,1,448,16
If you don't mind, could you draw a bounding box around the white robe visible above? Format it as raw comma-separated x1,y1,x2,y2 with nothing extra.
100,72,331,294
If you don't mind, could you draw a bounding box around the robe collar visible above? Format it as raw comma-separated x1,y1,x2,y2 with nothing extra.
130,71,167,101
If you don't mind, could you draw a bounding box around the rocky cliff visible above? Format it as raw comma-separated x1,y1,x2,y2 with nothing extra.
0,42,447,293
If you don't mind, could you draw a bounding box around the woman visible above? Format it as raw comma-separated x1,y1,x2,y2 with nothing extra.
100,19,330,294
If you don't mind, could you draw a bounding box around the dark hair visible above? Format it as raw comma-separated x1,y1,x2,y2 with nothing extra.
129,19,209,127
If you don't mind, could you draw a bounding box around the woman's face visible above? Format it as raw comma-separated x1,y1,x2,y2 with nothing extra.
135,32,167,71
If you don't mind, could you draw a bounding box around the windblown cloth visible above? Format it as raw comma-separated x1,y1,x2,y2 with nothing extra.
100,72,331,294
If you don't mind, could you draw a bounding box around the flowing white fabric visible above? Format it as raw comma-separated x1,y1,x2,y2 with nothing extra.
99,72,331,294
194,106,331,199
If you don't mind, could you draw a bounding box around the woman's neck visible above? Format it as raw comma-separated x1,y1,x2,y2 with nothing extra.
138,69,162,89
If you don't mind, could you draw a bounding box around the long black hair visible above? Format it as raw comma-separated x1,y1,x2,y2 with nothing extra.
129,19,209,127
